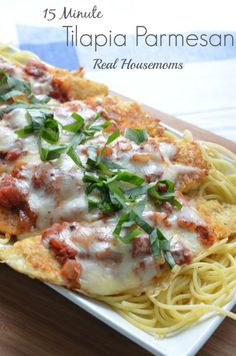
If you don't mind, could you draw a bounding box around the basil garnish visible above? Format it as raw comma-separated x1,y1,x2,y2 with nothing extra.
0,70,49,109
148,179,182,209
113,210,176,267
0,68,180,267
124,128,148,144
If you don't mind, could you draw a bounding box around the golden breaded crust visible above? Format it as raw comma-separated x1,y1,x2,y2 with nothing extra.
193,198,236,239
50,66,85,78
0,236,67,286
0,207,25,235
174,141,208,171
49,67,108,100
85,96,209,192
85,96,165,137
174,141,209,192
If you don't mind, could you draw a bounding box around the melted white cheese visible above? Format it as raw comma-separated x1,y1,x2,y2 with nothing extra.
42,198,207,295
44,223,159,295
0,126,18,151
0,56,53,95
0,102,201,231
0,93,210,294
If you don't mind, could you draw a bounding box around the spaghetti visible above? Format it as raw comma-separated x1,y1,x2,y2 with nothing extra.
98,140,236,337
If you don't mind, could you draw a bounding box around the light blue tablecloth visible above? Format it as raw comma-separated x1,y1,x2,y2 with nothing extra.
16,25,236,71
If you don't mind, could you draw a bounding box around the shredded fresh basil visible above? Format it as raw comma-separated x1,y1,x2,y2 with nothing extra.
83,170,145,214
113,210,176,267
15,108,113,165
148,179,182,209
105,129,120,146
124,128,148,144
2,68,179,267
0,70,49,111
0,102,52,118
38,140,68,161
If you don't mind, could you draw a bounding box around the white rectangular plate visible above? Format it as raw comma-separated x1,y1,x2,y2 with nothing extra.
48,123,235,356
49,284,236,356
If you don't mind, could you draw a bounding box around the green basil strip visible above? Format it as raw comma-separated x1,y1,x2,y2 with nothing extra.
113,211,152,242
71,112,85,124
88,199,100,210
40,117,59,144
148,179,182,209
0,70,50,106
149,230,162,260
113,212,144,243
97,129,120,163
133,196,147,215
150,229,176,267
87,146,98,162
130,211,154,235
100,158,123,172
63,112,85,132
113,211,176,267
38,137,67,161
108,182,128,208
125,184,148,199
164,251,176,268
83,173,100,184
66,145,83,168
110,172,145,186
30,95,50,104
16,110,59,146
63,121,84,132
0,89,23,101
88,120,111,132
105,129,120,146
124,128,148,144
0,103,53,118
16,125,34,137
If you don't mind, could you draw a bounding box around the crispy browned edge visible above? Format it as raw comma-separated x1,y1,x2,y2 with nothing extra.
0,236,67,287
48,66,108,100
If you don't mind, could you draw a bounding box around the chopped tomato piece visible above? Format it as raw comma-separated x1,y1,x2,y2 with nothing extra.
50,77,68,102
197,226,216,246
61,260,82,282
49,237,77,265
171,241,192,265
0,175,25,208
5,150,25,161
144,172,163,183
24,60,47,79
131,236,150,257
177,219,197,231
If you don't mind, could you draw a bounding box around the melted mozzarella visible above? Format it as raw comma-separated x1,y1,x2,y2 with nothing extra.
0,58,25,80
0,126,18,151
167,205,204,226
0,97,211,294
3,108,28,129
19,163,93,229
0,103,201,231
44,224,159,295
0,57,53,95
43,198,207,295
144,204,207,258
